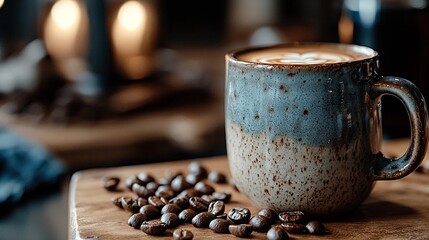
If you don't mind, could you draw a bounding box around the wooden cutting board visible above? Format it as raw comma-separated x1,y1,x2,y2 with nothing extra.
69,139,429,239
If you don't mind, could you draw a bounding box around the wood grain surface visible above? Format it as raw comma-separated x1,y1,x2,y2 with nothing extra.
70,138,429,239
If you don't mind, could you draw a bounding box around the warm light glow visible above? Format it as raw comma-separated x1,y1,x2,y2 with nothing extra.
118,1,145,31
43,0,88,80
112,0,157,79
51,0,81,29
338,14,354,44
0,0,5,9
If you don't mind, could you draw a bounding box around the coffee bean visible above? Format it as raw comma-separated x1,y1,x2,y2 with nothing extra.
128,213,147,229
134,197,148,208
208,171,227,183
169,196,190,209
208,200,225,216
101,176,120,191
148,196,166,208
125,175,144,190
189,196,209,212
229,224,253,238
227,207,251,224
137,172,155,185
177,189,199,198
160,212,179,228
212,191,232,203
209,218,231,233
278,211,305,223
178,209,198,223
201,194,215,203
146,181,159,192
281,222,307,234
185,173,202,186
306,221,326,235
258,208,278,223
216,213,227,219
173,229,194,240
155,188,175,200
132,184,155,198
267,226,289,240
171,175,192,193
140,220,167,236
161,203,182,215
249,215,272,232
139,204,160,219
111,196,123,209
121,196,139,213
194,181,215,195
192,212,215,228
188,161,208,179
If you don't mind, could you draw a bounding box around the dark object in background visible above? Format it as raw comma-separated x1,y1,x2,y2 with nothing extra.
0,128,65,216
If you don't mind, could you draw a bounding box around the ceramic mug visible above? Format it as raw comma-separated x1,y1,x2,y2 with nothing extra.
225,43,428,217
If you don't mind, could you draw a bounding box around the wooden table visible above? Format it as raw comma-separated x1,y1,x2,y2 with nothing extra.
69,138,429,239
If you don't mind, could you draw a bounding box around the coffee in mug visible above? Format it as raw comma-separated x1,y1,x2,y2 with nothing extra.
225,43,428,217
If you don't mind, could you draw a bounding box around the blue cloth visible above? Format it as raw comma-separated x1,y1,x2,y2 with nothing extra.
0,128,65,210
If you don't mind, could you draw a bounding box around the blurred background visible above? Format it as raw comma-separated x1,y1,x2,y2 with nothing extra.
0,0,428,239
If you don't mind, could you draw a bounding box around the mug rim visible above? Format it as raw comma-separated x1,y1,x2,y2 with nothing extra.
226,42,378,68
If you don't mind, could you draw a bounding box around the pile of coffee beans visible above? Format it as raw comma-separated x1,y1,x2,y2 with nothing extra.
101,161,328,239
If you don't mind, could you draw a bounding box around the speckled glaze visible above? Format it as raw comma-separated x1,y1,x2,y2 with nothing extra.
225,43,428,218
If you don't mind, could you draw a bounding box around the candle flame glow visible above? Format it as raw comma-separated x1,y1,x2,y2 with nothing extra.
0,0,4,9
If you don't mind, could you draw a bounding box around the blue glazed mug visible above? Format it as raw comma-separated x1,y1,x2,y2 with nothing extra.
225,43,428,217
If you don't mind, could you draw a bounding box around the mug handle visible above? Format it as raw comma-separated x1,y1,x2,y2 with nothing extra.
370,76,428,180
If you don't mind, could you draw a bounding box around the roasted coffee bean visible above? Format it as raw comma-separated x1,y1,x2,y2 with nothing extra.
178,209,198,223
208,200,225,216
140,220,167,236
192,212,215,228
249,215,272,232
171,175,192,193
209,218,230,233
281,223,307,234
189,196,209,212
125,175,144,190
194,181,215,195
229,224,253,238
185,173,202,186
146,181,159,192
267,226,289,240
169,196,189,209
216,213,227,219
306,221,326,235
121,196,139,213
148,196,166,208
101,176,120,191
201,194,215,203
208,171,227,183
134,197,148,207
112,196,123,208
278,211,305,223
128,213,147,229
132,184,155,198
258,208,278,223
155,188,175,200
161,203,182,215
137,172,155,185
173,229,194,240
212,191,232,203
139,204,160,219
188,161,208,179
160,212,179,228
177,189,199,198
227,207,251,224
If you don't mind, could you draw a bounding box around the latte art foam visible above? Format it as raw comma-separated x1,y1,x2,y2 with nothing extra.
236,45,375,65
250,52,354,65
